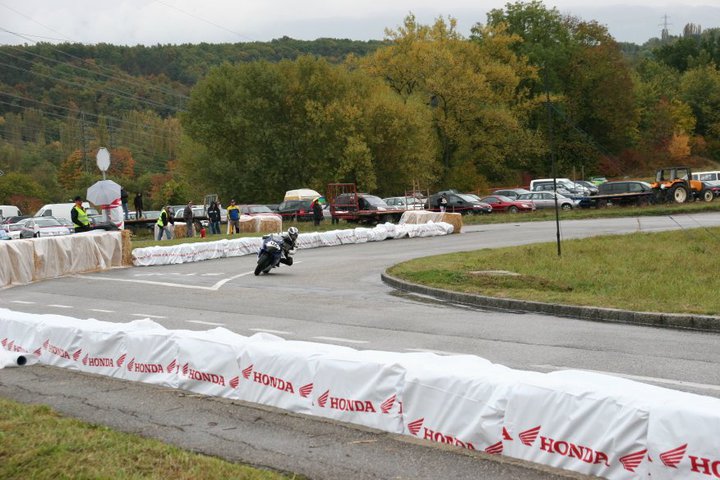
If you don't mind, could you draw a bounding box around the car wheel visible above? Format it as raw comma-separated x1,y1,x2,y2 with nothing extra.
671,185,688,203
508,206,519,213
702,189,714,202
561,203,572,210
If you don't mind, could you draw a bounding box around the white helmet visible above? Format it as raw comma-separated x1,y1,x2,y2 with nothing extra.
287,226,299,242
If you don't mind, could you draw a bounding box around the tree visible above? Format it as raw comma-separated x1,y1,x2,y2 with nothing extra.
0,172,46,214
361,14,541,188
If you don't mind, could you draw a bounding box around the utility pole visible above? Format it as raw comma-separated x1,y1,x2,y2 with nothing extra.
544,70,561,257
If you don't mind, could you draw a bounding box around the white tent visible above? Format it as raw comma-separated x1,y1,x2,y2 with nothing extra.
284,188,321,201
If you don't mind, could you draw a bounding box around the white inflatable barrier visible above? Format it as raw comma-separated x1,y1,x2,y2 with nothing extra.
0,231,123,288
3,306,720,480
132,223,454,267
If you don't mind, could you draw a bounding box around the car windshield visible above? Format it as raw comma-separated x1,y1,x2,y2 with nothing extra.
248,205,273,214
457,194,480,202
279,200,303,210
35,218,62,227
362,195,387,207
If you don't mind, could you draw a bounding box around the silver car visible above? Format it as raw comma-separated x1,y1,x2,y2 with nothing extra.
517,192,576,210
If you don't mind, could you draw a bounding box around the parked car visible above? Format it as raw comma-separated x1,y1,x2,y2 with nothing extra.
575,181,599,195
17,217,73,239
426,192,493,215
276,199,314,221
477,195,535,213
492,188,531,200
517,192,576,210
240,204,281,217
265,204,280,213
1,215,29,225
578,181,655,208
383,196,425,210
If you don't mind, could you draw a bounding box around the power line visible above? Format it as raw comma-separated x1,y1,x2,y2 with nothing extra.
154,0,258,43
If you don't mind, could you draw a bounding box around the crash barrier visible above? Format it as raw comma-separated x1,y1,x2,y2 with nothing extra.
0,231,126,289
399,211,463,233
1,307,718,479
132,222,454,267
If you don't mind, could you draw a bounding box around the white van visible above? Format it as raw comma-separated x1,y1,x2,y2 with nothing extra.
692,171,720,186
0,205,21,219
35,203,100,223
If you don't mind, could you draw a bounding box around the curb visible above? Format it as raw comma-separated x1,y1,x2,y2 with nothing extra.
381,272,720,333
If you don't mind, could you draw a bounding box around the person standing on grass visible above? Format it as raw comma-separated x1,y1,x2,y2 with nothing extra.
312,198,323,227
207,201,221,235
156,206,172,241
183,202,195,237
437,193,448,213
227,199,240,235
134,192,144,219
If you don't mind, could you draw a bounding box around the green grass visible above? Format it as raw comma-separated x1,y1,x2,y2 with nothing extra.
0,397,294,480
388,227,720,315
461,198,720,225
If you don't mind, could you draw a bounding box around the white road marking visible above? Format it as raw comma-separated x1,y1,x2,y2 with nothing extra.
89,308,114,313
312,336,369,345
532,364,720,393
187,320,225,326
250,328,293,335
10,300,35,304
200,273,224,276
131,313,167,319
75,270,255,291
405,348,467,356
48,304,72,309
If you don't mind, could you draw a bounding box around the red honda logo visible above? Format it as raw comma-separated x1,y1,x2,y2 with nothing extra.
485,441,503,455
317,390,329,408
82,354,88,366
33,347,41,356
619,449,647,472
182,362,189,375
407,418,424,436
380,394,396,414
1,338,6,347
299,383,313,398
242,364,253,379
72,349,82,361
167,359,177,372
127,357,135,371
660,444,687,468
116,353,127,367
519,426,541,446
502,427,513,441
229,376,239,389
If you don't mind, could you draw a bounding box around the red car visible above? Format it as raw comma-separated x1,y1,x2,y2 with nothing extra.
478,195,535,213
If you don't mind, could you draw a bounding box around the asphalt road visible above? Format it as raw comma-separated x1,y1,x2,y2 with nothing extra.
2,212,720,479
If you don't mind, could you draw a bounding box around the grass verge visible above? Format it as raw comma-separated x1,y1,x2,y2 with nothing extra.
388,227,720,316
0,397,293,480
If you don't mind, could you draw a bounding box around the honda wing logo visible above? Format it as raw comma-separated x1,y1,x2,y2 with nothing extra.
660,444,687,468
619,449,647,473
116,353,127,367
485,441,503,455
72,349,82,361
407,418,424,436
502,427,513,441
317,390,329,408
166,359,177,373
229,376,240,389
380,394,396,414
519,426,541,446
299,383,313,398
242,364,253,379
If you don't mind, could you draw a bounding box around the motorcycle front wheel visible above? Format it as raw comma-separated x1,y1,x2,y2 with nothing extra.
255,252,273,276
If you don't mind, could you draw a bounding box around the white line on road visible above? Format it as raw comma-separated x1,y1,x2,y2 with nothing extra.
532,364,720,393
187,320,226,326
131,313,167,319
48,304,72,309
89,309,114,313
250,328,293,335
10,300,35,304
75,271,255,291
312,336,369,345
405,348,468,356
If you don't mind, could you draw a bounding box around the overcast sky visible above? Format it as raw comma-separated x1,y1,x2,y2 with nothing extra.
1,1,719,46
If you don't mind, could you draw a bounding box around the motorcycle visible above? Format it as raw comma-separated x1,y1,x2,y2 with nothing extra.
254,234,294,275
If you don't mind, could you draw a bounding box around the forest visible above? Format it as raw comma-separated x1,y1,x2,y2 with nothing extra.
1,0,720,213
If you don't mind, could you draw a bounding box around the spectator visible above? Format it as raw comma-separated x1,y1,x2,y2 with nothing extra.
121,188,129,220
71,196,92,233
437,193,448,213
312,198,323,227
134,192,144,219
183,202,195,237
207,201,221,235
227,199,240,235
156,206,171,241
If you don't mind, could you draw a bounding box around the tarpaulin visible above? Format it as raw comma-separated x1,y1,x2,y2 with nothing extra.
0,240,34,287
0,348,36,368
119,325,179,388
